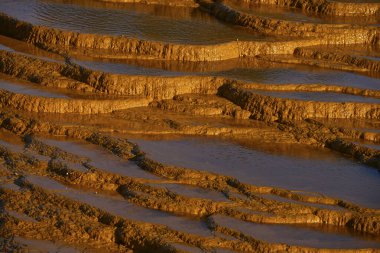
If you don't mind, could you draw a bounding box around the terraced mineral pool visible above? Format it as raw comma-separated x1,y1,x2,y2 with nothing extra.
25,174,213,237
211,215,380,249
73,57,380,90
0,0,273,44
0,76,69,99
225,0,380,25
131,137,380,209
250,90,380,103
40,138,160,180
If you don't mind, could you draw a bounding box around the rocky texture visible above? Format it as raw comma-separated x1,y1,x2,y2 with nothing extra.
0,13,325,61
98,0,199,7
239,82,380,98
218,83,380,121
236,0,380,16
198,0,379,45
0,89,151,114
0,1,380,251
294,47,380,72
0,50,224,98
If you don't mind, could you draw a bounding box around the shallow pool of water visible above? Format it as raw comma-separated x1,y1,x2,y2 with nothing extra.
0,76,69,99
73,57,380,91
41,138,160,180
226,0,380,25
0,0,271,44
250,90,380,103
131,136,380,209
25,174,213,237
212,215,380,249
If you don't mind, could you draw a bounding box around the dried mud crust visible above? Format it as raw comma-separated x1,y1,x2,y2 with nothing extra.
0,112,379,253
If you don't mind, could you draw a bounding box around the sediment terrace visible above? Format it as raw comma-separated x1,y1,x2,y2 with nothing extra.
0,0,379,252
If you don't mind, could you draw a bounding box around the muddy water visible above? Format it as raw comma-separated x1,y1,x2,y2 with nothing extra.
25,174,213,237
226,0,380,25
0,75,69,99
73,57,380,90
212,215,380,249
132,137,380,209
250,90,380,103
0,0,272,44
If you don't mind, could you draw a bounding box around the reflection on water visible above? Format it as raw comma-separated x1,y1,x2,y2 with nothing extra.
250,90,380,103
212,215,380,249
132,136,380,209
0,0,270,44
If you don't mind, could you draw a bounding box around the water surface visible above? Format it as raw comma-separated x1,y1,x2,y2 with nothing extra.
132,136,380,209
74,57,380,91
0,0,271,44
212,215,380,249
251,90,380,103
226,0,380,25
26,174,213,236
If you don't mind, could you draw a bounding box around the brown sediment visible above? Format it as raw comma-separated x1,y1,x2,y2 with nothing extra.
198,0,379,45
234,0,380,16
